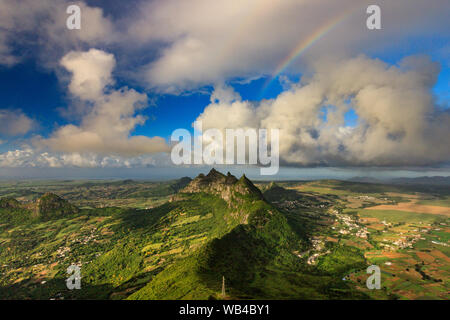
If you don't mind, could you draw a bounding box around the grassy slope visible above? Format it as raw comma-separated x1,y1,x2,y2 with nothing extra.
6,178,431,300
129,189,368,300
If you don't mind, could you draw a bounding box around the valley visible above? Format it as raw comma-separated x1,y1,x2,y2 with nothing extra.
0,170,448,300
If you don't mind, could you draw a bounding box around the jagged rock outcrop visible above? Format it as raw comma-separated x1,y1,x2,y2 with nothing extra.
181,168,263,203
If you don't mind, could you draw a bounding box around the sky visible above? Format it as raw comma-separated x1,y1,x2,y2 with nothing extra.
0,0,449,180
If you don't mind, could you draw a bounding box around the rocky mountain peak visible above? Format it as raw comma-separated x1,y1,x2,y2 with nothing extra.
206,168,224,178
181,169,263,202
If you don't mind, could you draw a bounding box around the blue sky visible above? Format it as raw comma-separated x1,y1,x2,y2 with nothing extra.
0,0,448,179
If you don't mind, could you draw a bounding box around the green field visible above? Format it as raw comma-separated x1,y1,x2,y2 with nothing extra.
417,197,450,207
354,209,444,224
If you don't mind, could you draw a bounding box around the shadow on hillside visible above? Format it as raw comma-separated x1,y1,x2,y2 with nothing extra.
0,277,115,300
114,203,174,231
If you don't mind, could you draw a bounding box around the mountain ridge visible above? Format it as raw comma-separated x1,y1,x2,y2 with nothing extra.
128,169,306,299
181,168,264,204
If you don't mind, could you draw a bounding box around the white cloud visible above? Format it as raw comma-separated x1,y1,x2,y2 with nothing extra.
0,32,18,66
196,55,450,166
35,49,169,156
0,0,114,67
60,49,115,100
0,109,35,136
0,147,171,168
209,83,241,104
0,1,448,171
129,0,450,90
1,0,448,91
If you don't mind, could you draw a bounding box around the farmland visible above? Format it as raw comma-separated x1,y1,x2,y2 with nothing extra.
272,179,449,299
0,174,448,300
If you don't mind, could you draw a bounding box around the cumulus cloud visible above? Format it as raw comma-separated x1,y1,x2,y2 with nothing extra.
0,0,114,67
196,55,450,166
129,0,450,90
0,109,35,136
60,49,116,100
0,1,448,171
35,49,169,156
0,146,172,168
1,0,448,91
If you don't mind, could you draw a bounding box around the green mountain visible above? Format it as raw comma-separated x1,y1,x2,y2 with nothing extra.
129,169,298,299
127,169,366,299
0,171,372,300
34,193,79,220
0,193,79,225
181,168,263,203
0,197,21,209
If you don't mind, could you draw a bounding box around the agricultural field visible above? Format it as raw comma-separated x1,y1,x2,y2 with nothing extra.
0,173,448,300
0,178,191,209
272,179,449,299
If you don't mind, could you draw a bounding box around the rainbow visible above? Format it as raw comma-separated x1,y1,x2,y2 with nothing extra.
260,6,358,96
